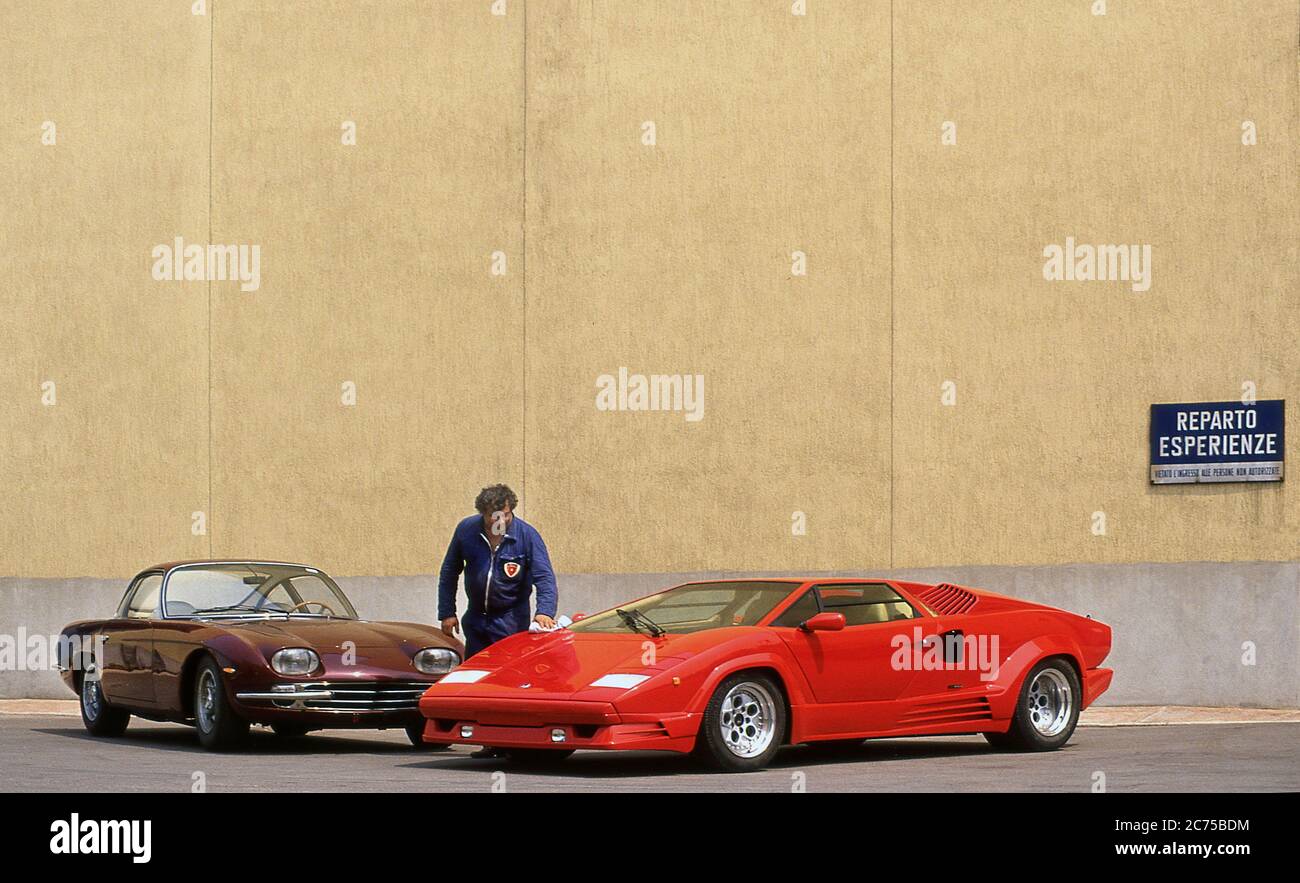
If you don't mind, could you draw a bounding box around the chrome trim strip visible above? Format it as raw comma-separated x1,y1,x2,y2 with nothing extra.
236,690,334,701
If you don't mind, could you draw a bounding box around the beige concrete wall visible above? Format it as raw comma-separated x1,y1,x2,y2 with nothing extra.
1,1,1295,580
209,0,524,577
524,1,892,573
891,0,1300,567
0,6,211,577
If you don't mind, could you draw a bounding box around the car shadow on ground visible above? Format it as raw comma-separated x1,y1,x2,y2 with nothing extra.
397,737,1007,779
34,724,426,756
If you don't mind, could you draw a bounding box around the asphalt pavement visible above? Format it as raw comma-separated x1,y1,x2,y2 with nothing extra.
3,713,1296,793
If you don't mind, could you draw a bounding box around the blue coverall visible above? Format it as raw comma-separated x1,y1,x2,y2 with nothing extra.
437,514,559,658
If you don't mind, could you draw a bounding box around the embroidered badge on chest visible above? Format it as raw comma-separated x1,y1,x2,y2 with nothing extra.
503,561,521,579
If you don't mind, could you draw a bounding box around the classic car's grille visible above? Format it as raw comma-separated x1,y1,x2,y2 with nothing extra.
918,583,978,616
293,681,432,712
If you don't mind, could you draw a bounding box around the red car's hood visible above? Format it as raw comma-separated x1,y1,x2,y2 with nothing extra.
441,628,742,699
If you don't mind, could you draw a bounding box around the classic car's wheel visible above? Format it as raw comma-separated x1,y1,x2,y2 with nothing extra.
270,723,310,739
194,658,249,751
405,722,450,749
79,671,130,737
694,672,785,772
985,658,1081,751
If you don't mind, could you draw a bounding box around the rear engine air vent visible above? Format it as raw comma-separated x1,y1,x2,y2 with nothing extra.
919,583,978,615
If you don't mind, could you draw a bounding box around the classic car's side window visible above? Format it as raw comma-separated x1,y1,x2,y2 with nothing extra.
120,573,163,619
814,583,916,626
769,589,820,628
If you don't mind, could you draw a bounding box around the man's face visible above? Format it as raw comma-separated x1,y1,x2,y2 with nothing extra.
484,506,513,537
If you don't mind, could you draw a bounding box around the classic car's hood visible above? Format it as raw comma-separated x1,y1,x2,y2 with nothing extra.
225,618,444,653
203,618,464,679
439,628,748,698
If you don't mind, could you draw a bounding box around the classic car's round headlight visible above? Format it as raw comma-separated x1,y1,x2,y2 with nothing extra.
271,648,320,676
413,647,460,675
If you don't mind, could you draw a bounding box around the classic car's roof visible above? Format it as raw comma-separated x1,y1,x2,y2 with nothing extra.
139,559,316,573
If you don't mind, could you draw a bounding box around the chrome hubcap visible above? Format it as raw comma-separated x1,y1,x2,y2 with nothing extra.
81,674,101,721
719,681,777,758
1027,668,1072,737
197,670,218,733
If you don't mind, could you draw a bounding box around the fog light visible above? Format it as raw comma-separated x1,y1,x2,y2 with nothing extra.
550,728,566,743
460,725,474,738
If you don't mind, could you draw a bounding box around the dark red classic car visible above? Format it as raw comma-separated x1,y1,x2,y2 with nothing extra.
57,560,462,750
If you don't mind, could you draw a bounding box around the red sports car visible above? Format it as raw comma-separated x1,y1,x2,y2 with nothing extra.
417,578,1113,771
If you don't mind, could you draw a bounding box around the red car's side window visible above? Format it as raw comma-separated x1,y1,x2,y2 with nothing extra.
813,584,917,627
769,589,820,628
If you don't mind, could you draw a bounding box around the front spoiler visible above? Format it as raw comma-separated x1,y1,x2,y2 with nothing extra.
419,692,700,752
420,714,700,753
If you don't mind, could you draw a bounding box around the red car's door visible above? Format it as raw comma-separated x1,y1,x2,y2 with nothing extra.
773,583,922,706
894,613,983,699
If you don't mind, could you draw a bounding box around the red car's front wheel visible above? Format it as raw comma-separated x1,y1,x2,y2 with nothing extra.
695,673,786,772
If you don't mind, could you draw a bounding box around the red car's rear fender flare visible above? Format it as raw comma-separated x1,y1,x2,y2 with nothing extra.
987,635,1085,719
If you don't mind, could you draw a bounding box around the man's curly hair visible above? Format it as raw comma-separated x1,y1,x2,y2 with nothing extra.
474,483,519,515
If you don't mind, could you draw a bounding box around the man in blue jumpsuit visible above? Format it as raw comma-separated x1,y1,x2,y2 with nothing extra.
438,483,558,660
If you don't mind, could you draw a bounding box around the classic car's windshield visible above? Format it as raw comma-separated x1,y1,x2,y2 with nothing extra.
164,564,358,619
567,581,797,635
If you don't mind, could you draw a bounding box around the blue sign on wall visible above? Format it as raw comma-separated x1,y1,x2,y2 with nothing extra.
1150,400,1285,484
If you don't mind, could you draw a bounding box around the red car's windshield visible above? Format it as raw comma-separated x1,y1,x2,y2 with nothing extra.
567,581,798,635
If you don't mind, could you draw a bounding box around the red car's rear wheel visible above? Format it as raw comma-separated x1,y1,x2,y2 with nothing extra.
985,658,1080,751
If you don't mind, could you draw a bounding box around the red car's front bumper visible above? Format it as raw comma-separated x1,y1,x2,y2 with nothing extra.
418,694,699,752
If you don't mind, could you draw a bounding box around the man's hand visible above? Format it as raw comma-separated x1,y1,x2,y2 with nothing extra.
534,614,556,630
441,616,460,638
